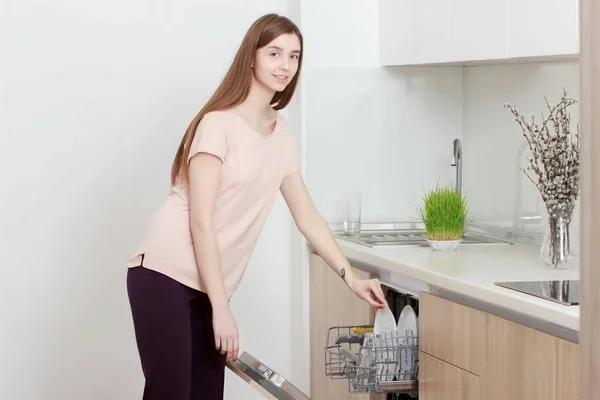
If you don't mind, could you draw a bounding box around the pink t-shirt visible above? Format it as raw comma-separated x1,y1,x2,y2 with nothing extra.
127,109,299,298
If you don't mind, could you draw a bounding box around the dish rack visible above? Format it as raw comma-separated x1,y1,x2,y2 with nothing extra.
325,324,419,397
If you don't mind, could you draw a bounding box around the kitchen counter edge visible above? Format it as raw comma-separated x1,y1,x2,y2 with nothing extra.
308,240,580,343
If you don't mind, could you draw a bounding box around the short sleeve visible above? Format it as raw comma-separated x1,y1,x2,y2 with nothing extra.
187,112,228,164
284,134,300,177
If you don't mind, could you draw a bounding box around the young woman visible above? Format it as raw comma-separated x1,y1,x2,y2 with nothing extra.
126,13,387,400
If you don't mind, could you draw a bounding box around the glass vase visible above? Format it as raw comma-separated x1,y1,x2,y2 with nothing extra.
540,205,576,269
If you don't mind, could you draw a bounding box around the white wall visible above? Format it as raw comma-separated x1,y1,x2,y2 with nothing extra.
302,67,464,224
300,1,464,225
462,61,580,236
1,1,305,399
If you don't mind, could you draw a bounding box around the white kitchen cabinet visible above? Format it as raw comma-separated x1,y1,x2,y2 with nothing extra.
302,0,381,67
381,0,506,65
447,0,507,62
507,0,579,58
380,0,449,65
411,0,449,64
380,0,415,65
381,0,578,66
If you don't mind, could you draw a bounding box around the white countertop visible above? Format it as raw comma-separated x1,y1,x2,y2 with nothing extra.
334,238,580,332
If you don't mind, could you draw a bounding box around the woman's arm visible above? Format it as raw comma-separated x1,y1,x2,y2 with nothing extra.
189,152,239,363
280,172,387,308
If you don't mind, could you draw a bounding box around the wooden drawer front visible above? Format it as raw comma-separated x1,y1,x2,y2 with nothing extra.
419,293,486,374
483,314,556,400
419,351,480,400
555,339,579,400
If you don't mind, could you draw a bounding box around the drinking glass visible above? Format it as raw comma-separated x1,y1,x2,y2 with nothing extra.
343,192,362,236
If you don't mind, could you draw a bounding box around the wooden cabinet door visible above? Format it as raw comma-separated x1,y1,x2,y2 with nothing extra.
309,253,374,400
419,293,580,400
556,339,580,400
419,293,487,375
483,314,556,400
419,351,479,400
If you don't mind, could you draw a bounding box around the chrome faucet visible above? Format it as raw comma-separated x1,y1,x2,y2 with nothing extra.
451,138,462,195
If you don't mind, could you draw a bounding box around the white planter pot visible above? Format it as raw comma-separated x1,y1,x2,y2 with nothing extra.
427,239,462,252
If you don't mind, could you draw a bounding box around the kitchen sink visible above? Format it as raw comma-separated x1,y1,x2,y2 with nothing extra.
333,225,514,248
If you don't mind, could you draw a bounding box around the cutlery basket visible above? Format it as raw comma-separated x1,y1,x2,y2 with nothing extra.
325,325,419,397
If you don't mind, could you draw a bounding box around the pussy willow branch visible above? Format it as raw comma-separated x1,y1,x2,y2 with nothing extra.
504,88,580,220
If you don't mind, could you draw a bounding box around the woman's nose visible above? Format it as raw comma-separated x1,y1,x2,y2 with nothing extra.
279,58,290,71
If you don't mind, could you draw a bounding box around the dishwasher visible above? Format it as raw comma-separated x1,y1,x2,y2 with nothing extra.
227,352,310,399
226,286,418,399
325,286,420,399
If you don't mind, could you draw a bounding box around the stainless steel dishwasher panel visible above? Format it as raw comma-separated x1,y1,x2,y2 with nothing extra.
227,352,310,400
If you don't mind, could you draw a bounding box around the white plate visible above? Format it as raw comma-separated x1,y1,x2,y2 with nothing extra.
357,333,374,386
374,306,397,381
374,305,397,335
396,305,418,338
396,305,418,380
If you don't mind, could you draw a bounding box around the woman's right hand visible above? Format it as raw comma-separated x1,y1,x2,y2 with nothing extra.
212,305,239,363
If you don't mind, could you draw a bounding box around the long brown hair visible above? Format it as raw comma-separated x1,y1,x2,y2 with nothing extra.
170,13,304,186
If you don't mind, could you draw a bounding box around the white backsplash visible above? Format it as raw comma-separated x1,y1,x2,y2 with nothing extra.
462,61,580,238
303,66,464,224
302,56,580,245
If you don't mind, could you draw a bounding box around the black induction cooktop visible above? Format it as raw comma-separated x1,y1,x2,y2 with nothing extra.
494,280,579,306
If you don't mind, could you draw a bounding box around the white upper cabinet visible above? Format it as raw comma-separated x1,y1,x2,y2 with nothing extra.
302,0,381,67
381,0,506,65
380,0,579,66
411,0,450,64
506,0,579,58
380,0,418,65
447,0,507,62
381,0,450,65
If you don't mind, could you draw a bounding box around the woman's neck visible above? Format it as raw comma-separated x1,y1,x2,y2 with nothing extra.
233,78,278,135
239,77,276,119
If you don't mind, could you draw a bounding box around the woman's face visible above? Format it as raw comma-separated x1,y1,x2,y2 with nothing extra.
253,33,301,93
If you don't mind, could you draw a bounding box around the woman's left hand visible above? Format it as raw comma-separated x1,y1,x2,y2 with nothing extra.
348,277,388,309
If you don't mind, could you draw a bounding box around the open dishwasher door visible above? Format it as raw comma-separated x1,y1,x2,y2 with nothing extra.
227,352,310,400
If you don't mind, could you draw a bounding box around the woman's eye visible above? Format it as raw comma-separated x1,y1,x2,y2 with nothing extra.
270,52,279,57
291,54,299,60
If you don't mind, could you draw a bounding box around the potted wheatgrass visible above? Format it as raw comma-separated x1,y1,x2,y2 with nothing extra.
416,184,471,251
